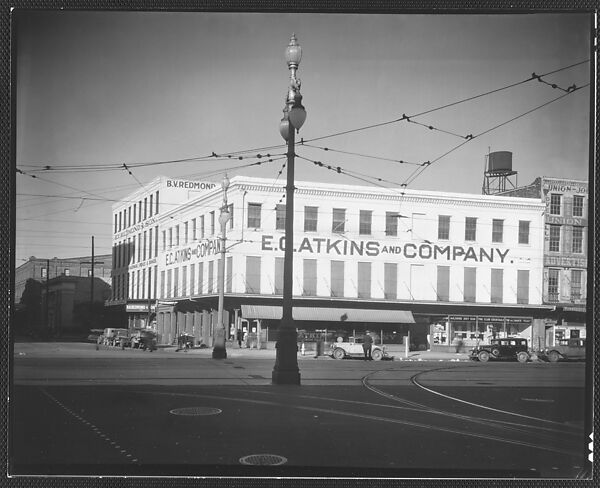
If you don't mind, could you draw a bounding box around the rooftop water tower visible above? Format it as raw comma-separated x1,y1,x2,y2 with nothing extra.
482,150,517,195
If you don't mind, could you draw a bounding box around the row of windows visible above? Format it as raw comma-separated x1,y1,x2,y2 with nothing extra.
112,266,158,301
161,204,234,251
250,204,533,244
114,190,160,233
547,225,585,254
153,258,531,304
41,266,111,279
113,226,160,268
159,258,234,299
549,193,586,217
547,268,585,302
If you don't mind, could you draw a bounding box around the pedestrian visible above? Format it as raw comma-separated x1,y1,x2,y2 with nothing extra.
363,331,373,360
237,329,243,348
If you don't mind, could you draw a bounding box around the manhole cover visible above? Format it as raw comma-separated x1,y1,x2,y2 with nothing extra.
169,407,222,416
239,454,288,466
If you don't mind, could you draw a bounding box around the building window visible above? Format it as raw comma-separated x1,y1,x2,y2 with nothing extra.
548,225,561,252
384,263,397,299
547,268,559,302
492,219,504,243
200,215,205,239
436,266,449,301
330,261,344,297
276,204,286,231
465,217,477,241
114,214,118,233
138,201,142,222
332,208,346,233
143,231,147,261
490,268,503,304
184,221,189,244
168,228,173,249
144,197,148,220
228,203,234,230
438,215,450,240
173,268,179,297
550,194,562,215
517,270,529,304
572,195,584,217
385,212,398,237
274,257,284,294
190,263,195,296
148,229,153,259
210,211,215,235
245,256,261,293
192,218,197,241
198,262,204,295
160,271,165,298
518,221,530,244
136,269,140,298
304,206,318,232
247,203,261,228
303,259,317,296
166,269,172,298
155,190,159,214
208,261,214,294
152,228,157,258
41,267,47,279
175,225,180,246
128,207,131,227
149,194,153,217
226,256,233,293
359,210,372,235
133,204,137,224
464,267,476,302
571,269,582,300
572,226,584,254
162,230,166,251
357,262,371,298
182,266,187,297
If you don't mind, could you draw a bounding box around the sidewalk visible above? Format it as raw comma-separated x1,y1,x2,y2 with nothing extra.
164,345,471,362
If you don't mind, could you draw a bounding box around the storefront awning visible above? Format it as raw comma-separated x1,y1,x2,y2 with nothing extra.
241,305,415,324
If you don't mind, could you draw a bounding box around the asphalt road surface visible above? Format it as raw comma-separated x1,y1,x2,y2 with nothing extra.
11,342,590,479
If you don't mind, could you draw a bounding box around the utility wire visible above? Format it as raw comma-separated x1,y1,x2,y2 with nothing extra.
404,83,590,187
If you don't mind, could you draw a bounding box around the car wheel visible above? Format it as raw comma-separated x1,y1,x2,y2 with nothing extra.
517,351,529,363
332,348,345,360
547,350,560,362
491,348,500,357
478,351,490,362
371,349,383,361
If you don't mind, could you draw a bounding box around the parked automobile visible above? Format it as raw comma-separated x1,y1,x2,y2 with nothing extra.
542,338,586,362
117,329,133,349
469,337,530,363
330,336,388,361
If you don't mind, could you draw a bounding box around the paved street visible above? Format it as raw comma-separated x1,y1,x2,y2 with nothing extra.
11,342,589,479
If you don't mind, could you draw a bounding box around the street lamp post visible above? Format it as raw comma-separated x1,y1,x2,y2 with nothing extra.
212,174,231,359
272,34,306,385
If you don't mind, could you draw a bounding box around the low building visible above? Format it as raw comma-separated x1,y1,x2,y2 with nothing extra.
110,175,556,351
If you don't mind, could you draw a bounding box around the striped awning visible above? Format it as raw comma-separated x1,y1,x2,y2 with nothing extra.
240,305,415,324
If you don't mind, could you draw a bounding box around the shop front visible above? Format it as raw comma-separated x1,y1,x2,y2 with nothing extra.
430,315,533,352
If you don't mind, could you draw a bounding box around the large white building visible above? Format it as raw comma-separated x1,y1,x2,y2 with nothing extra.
108,175,555,351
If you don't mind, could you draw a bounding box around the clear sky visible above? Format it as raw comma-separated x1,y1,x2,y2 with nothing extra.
15,11,591,265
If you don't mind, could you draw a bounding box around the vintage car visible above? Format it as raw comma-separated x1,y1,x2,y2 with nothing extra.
330,336,388,361
469,337,530,363
542,338,586,362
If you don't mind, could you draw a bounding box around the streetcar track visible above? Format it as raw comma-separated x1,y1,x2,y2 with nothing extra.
132,388,579,456
360,363,583,452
